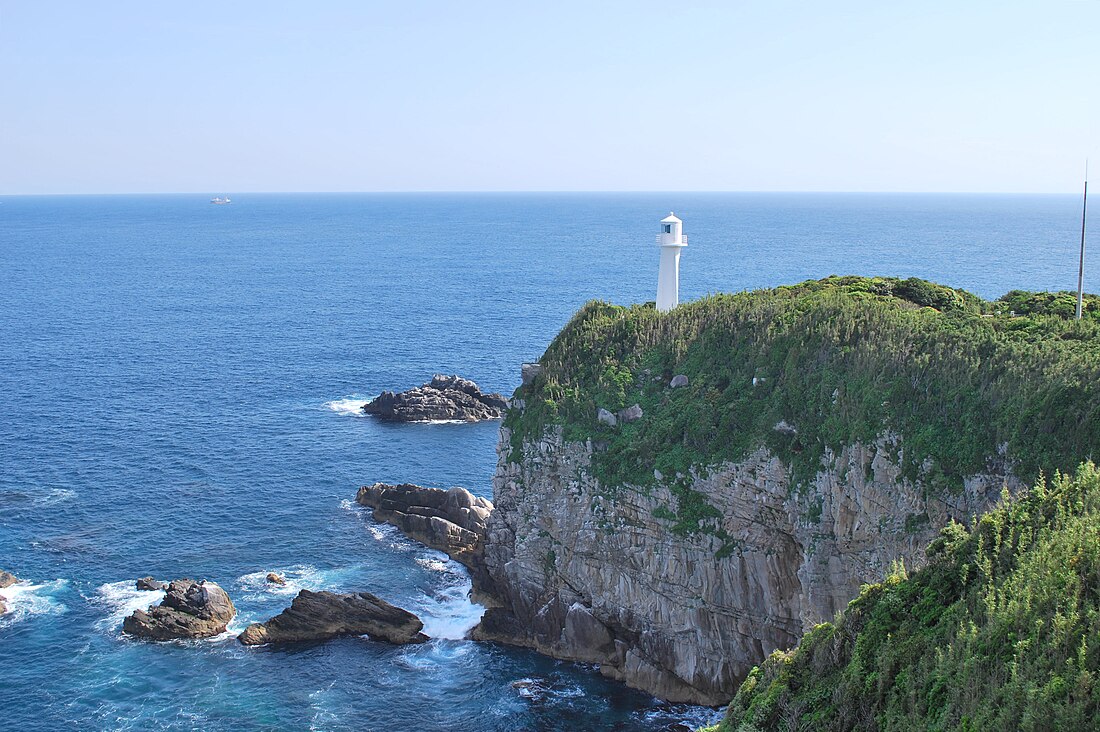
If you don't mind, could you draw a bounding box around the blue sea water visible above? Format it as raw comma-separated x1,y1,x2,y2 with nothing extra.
0,192,1090,731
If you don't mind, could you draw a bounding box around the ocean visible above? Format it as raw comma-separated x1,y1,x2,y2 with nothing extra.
0,192,1089,731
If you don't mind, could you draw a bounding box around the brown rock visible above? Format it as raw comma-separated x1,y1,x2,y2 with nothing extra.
122,579,235,640
265,573,286,585
238,590,427,646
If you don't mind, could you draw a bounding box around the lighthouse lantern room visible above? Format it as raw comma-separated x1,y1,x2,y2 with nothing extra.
656,212,686,312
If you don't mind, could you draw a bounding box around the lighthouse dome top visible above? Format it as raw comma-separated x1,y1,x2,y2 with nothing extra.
660,212,682,224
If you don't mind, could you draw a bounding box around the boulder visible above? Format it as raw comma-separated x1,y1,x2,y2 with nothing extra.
617,404,644,423
597,408,618,427
669,374,689,388
122,579,235,640
362,374,507,422
356,483,492,577
266,573,286,585
135,576,165,591
521,363,544,386
238,590,427,646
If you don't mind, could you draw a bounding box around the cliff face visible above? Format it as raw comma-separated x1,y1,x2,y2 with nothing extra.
474,425,1017,705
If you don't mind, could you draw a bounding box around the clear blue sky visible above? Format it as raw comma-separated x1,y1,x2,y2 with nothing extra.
1,1,1097,194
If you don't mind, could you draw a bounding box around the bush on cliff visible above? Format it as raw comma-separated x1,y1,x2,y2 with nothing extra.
505,276,1100,498
710,461,1100,732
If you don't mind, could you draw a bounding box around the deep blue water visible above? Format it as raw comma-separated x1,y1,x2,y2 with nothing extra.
0,193,1090,731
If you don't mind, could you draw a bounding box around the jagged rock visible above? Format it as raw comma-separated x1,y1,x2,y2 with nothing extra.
135,576,165,591
362,374,507,422
122,579,235,640
597,408,618,427
355,483,492,583
266,573,286,585
617,404,643,423
669,374,689,388
521,363,543,386
475,426,1016,705
238,590,428,646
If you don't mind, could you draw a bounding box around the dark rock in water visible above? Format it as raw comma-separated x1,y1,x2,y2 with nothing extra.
355,483,492,581
135,576,166,591
265,572,286,585
238,590,427,646
0,569,17,615
122,579,235,640
362,374,507,422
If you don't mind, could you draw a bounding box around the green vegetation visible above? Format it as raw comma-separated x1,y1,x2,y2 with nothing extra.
505,277,1100,509
712,462,1100,732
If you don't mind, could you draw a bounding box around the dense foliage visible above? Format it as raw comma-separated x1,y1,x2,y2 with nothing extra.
505,277,1100,500
710,462,1100,732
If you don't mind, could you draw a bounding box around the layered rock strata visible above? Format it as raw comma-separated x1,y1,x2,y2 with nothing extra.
473,426,1017,705
123,579,235,640
362,375,507,422
238,590,427,645
355,483,493,586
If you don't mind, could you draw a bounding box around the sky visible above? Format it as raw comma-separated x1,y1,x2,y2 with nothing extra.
1,1,1097,194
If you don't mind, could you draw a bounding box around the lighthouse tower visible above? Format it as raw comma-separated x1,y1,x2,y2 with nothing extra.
656,212,687,312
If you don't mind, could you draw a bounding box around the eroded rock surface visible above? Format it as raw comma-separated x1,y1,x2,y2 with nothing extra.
356,483,493,586
122,579,235,640
474,426,1017,705
362,375,507,422
238,590,427,645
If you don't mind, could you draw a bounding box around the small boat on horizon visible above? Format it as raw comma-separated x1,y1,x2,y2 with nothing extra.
210,196,231,205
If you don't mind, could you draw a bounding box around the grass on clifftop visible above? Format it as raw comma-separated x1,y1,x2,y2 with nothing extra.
710,461,1100,732
505,276,1100,501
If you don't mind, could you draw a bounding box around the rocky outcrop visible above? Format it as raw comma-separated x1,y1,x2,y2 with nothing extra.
266,573,286,585
0,570,18,615
135,577,165,591
355,483,493,586
362,375,507,422
238,590,427,646
473,426,1016,705
122,579,235,640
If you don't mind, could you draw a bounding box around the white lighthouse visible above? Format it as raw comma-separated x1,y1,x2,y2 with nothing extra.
656,212,687,312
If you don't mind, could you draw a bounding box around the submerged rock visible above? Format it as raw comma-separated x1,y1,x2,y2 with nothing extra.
362,374,507,422
265,573,286,585
355,483,492,579
135,576,165,591
122,579,235,640
238,590,427,646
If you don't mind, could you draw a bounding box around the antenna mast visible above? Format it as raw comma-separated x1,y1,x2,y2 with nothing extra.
1077,160,1089,320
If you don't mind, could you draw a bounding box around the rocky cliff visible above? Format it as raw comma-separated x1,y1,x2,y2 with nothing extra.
469,277,1100,705
474,426,1017,704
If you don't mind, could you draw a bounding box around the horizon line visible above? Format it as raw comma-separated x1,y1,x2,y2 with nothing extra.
0,189,1085,198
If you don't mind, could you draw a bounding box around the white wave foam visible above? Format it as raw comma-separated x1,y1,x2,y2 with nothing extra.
323,398,370,417
415,557,449,573
415,560,485,641
34,488,76,506
92,580,165,633
0,579,68,626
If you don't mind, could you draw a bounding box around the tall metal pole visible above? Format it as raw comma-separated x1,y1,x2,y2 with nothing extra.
1077,160,1089,320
